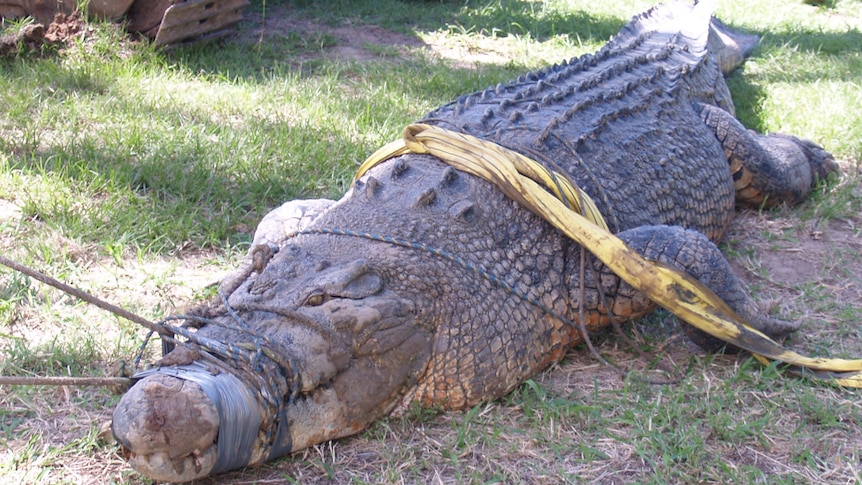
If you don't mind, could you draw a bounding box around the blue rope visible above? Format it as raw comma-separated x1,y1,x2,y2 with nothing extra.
219,290,266,371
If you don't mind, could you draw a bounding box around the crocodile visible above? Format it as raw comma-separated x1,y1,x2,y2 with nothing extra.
111,1,839,481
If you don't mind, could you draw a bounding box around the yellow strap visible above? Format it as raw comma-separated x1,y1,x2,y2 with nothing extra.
355,123,862,387
357,126,610,231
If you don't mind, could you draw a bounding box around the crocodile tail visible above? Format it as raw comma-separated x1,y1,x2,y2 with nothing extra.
708,16,760,74
612,1,714,65
619,0,713,36
615,1,758,76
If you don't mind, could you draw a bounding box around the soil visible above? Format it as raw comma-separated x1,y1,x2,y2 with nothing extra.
43,12,85,43
242,4,510,67
0,12,84,57
242,5,426,63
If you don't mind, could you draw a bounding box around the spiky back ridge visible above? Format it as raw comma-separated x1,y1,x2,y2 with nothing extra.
424,1,735,241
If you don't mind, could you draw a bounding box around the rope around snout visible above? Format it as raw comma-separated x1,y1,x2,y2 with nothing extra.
0,255,301,471
356,123,862,388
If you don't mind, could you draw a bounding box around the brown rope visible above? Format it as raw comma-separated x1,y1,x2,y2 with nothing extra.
0,375,131,387
570,186,683,385
0,254,167,336
570,182,623,375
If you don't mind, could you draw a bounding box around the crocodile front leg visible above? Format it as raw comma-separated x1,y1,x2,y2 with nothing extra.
697,102,840,208
569,224,800,351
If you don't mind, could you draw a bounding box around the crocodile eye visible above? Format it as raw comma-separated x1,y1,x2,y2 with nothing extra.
304,291,326,307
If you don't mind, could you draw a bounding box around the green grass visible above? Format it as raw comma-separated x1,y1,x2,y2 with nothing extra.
1,0,861,483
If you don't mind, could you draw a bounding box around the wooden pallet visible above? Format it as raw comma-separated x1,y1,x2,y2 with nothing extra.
153,0,249,46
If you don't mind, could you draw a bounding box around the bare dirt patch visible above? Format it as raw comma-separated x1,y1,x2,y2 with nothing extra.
242,4,426,63
723,161,862,352
0,12,85,57
240,4,517,68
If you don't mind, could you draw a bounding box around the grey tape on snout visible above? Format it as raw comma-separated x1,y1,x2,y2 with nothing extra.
133,361,262,474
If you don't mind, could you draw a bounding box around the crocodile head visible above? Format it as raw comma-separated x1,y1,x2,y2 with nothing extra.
111,239,436,482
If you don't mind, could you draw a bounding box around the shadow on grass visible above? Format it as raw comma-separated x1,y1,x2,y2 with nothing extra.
723,70,769,133
170,0,630,82
715,21,862,132
282,0,629,43
1,62,369,251
442,0,628,43
765,26,862,56
178,0,861,133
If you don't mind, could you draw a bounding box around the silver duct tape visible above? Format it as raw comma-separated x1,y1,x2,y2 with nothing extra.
133,361,262,473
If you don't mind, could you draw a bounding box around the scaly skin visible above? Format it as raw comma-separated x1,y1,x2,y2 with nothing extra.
112,1,838,481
